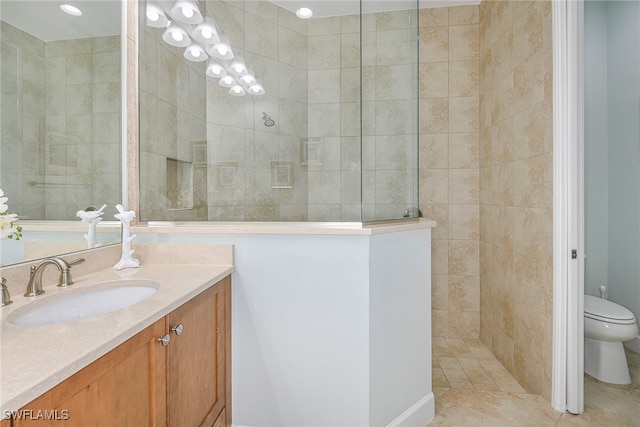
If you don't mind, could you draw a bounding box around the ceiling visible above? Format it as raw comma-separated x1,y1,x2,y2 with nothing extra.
0,0,479,43
0,1,120,42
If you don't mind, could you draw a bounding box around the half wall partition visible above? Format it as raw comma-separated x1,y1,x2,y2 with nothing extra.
138,0,419,223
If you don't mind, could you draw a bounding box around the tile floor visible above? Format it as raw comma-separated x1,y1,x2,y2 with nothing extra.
429,338,640,426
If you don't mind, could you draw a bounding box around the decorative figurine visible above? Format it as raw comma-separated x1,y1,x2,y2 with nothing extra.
113,204,140,271
76,204,107,249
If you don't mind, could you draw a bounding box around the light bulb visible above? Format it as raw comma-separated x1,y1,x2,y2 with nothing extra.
296,7,313,19
241,75,255,84
211,64,222,74
201,29,212,39
190,47,201,58
172,31,184,42
229,85,246,96
147,9,159,21
217,45,228,56
60,4,82,16
182,5,193,18
220,76,234,86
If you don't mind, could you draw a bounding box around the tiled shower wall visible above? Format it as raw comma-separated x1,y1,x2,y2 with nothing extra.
44,35,122,219
0,22,121,220
419,5,481,340
139,13,208,221
420,0,554,401
307,11,419,222
0,22,46,219
478,0,553,400
139,0,419,222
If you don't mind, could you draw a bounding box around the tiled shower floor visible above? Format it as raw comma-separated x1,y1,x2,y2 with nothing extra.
429,338,640,426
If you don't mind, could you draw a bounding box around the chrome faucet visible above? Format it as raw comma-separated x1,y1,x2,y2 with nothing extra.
24,257,85,297
1,278,12,306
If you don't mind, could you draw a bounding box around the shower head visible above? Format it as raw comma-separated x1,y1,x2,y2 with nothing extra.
261,112,275,127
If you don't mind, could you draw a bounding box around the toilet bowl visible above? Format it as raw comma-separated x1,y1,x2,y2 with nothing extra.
584,295,639,384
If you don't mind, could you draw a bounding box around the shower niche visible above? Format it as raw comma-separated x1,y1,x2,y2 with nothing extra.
138,0,420,223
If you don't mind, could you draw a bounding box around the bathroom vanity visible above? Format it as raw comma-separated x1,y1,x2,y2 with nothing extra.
12,277,230,427
0,246,234,426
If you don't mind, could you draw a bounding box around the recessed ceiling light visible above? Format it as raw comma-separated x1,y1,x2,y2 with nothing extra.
296,7,313,19
60,4,82,16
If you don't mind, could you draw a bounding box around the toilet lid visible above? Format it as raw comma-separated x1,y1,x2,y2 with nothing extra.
584,295,637,325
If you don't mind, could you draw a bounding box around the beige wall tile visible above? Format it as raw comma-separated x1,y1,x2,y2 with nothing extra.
449,204,479,240
420,27,449,63
420,7,449,27
433,274,450,310
420,98,450,133
449,60,479,97
449,132,479,169
449,240,479,276
432,238,450,276
449,5,480,25
420,133,449,169
449,274,480,311
449,310,480,338
449,25,479,61
449,97,479,133
420,62,449,98
433,309,449,338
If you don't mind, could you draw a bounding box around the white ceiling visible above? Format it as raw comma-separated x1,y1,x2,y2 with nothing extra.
0,0,479,43
0,0,120,42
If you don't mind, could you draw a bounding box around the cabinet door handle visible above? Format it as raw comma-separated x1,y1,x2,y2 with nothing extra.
171,324,184,336
157,334,171,347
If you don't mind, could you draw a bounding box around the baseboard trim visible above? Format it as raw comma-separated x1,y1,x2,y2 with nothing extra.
387,393,435,427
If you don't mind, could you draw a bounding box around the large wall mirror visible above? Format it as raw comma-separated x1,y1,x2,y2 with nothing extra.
0,1,123,265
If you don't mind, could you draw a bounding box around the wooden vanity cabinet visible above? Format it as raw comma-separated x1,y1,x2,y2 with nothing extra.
12,276,231,427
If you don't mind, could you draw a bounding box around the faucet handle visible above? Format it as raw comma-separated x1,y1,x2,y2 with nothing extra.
1,278,12,307
68,258,85,266
57,258,85,287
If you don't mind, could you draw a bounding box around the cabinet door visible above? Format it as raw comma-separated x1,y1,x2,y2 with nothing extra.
167,277,229,426
14,319,166,427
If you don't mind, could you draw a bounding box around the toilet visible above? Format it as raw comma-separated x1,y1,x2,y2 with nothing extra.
584,294,639,384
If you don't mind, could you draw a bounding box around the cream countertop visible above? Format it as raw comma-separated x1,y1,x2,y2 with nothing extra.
0,262,234,415
137,218,437,235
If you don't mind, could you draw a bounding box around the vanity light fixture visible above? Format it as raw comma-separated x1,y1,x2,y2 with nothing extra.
162,23,191,47
146,3,169,28
229,85,246,96
240,73,256,86
184,43,207,62
218,75,236,88
206,60,227,78
296,7,313,19
229,57,247,75
248,81,265,96
191,18,219,45
209,37,234,60
170,0,203,25
60,4,82,16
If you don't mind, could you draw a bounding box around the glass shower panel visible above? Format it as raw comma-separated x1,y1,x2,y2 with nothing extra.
138,0,419,223
360,0,420,222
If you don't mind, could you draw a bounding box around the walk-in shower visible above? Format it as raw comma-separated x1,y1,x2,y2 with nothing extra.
138,0,420,223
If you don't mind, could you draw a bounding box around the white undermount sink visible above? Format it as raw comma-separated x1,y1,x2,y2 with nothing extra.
7,280,159,326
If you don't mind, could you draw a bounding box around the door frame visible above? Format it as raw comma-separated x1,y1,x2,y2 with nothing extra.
552,0,584,414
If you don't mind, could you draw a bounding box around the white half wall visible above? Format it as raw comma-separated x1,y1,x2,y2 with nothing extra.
136,227,433,426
